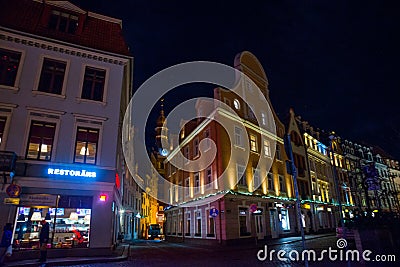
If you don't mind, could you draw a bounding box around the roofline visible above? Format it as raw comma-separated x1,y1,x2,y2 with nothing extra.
0,26,133,60
88,12,123,28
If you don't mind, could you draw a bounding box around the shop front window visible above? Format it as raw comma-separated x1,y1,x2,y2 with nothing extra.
13,195,92,250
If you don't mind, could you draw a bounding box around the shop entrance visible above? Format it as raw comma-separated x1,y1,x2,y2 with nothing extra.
269,209,279,238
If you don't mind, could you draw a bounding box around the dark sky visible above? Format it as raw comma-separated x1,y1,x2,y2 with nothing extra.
72,0,400,159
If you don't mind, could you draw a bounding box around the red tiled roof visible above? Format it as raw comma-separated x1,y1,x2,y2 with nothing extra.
0,0,131,56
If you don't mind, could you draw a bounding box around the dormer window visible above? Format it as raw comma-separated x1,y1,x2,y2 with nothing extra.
48,10,78,34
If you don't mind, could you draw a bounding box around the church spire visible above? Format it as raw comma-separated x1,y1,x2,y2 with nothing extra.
155,99,168,154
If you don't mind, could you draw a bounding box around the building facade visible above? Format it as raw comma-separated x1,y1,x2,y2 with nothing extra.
164,51,299,245
0,0,132,250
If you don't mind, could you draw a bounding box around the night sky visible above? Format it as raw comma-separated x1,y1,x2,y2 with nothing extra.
72,0,400,159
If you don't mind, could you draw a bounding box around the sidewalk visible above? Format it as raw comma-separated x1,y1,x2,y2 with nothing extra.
3,244,130,267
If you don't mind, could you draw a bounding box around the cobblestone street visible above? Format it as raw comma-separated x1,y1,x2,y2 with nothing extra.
57,235,398,267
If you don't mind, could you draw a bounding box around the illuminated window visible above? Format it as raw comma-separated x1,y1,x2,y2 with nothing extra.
38,58,66,95
263,139,271,157
81,67,106,102
26,121,56,161
233,99,240,110
250,134,257,152
74,127,99,164
234,126,243,147
48,10,78,34
0,48,21,87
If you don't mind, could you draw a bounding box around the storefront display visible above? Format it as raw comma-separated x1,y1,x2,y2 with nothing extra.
13,195,92,250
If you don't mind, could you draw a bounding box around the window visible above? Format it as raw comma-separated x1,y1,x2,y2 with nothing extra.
207,214,215,237
37,58,66,95
0,48,21,87
237,164,247,186
234,126,243,147
203,129,211,151
253,168,260,191
276,144,282,160
267,173,274,191
239,207,249,236
26,121,56,161
186,212,191,236
194,173,200,194
279,175,286,192
195,211,202,236
223,97,231,107
184,146,189,164
193,138,199,158
48,10,78,34
250,134,257,152
0,116,6,147
74,127,99,164
185,177,190,197
263,139,271,157
81,67,106,102
233,99,240,110
205,167,212,188
261,112,266,126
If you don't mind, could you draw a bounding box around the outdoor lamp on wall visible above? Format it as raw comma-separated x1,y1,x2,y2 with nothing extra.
99,194,107,202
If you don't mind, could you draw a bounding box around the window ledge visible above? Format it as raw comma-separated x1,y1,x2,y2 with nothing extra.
0,85,19,92
76,97,107,106
234,145,245,151
32,90,66,99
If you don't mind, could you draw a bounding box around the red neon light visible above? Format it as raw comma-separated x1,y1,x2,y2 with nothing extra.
99,194,107,202
115,173,121,189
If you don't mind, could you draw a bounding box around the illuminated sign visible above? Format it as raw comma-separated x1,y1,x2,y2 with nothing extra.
47,168,96,178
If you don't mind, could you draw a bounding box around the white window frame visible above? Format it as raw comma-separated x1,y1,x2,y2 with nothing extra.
194,172,200,194
0,45,26,92
193,137,199,158
279,175,286,193
267,172,274,191
0,103,16,150
71,113,106,165
234,126,243,147
253,168,261,191
195,210,202,237
263,139,271,157
185,177,190,197
205,167,212,189
33,54,70,99
237,164,247,186
22,107,64,162
250,134,257,152
77,63,110,106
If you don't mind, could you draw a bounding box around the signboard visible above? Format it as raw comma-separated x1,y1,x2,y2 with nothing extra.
4,198,20,205
20,194,57,207
209,208,219,217
6,183,21,198
49,208,64,216
47,168,96,178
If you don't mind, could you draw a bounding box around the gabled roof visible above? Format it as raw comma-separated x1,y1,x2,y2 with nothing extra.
0,0,131,56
